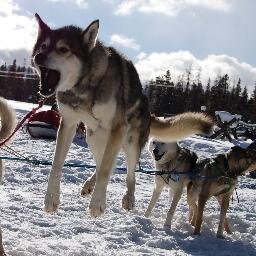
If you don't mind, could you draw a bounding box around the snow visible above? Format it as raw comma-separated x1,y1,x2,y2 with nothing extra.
0,101,255,256
215,111,241,129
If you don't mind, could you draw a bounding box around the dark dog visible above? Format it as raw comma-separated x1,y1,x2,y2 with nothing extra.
187,142,256,238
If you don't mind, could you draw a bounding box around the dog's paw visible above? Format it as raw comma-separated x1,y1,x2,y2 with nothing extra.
44,193,60,213
193,230,201,236
89,193,106,217
81,179,95,197
216,234,225,239
122,193,135,210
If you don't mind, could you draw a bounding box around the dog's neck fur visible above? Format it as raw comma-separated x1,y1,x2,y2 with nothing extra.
226,151,252,177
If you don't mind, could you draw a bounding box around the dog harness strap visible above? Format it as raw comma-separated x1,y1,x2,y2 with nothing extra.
0,99,45,146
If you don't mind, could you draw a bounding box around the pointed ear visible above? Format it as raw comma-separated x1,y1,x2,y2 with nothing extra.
35,13,50,36
231,145,243,151
82,20,99,52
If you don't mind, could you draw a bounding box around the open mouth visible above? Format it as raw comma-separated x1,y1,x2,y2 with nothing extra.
154,153,165,161
38,66,60,97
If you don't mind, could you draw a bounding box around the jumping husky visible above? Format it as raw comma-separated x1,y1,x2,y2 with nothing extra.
32,14,213,217
0,96,16,256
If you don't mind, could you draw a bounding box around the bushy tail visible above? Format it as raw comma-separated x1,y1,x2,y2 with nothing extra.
150,112,213,141
0,97,16,141
0,97,16,184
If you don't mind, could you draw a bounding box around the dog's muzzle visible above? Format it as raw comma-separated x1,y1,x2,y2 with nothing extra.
34,53,61,97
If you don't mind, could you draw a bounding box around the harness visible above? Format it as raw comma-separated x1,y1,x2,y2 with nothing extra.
157,155,234,195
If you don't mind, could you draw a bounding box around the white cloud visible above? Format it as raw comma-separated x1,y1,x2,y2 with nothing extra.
111,0,231,16
48,0,88,9
135,51,256,92
110,34,140,51
0,0,37,53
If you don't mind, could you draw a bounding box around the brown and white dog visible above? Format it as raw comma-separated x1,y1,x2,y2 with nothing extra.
187,143,256,238
0,96,16,256
145,140,197,228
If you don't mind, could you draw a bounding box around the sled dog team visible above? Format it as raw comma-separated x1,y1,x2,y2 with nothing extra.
0,14,256,254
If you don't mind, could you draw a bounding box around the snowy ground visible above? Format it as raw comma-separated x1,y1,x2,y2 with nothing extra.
0,101,255,256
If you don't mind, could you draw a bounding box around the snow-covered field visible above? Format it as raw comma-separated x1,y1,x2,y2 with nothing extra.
0,101,256,256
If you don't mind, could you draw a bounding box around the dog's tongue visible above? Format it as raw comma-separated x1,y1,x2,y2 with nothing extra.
39,67,60,96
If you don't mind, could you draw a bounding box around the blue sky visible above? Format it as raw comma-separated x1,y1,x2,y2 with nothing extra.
0,0,256,90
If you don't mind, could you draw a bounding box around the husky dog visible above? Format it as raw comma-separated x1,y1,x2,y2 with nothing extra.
0,96,16,256
32,14,213,217
187,143,256,238
145,140,197,227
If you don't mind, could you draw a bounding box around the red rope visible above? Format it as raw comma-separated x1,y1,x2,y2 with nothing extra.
0,99,45,147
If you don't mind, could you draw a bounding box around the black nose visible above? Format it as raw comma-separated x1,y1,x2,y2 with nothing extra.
153,148,159,156
34,53,47,65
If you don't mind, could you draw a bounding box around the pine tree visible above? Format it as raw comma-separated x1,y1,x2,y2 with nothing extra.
9,59,17,72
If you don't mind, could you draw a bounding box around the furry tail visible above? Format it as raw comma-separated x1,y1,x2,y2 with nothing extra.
150,112,213,141
0,97,16,184
0,97,16,141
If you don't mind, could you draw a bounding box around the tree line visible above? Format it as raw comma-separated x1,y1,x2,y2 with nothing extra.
144,70,256,122
0,59,35,73
0,60,255,122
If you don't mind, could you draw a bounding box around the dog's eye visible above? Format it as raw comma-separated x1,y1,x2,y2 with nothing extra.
41,43,47,50
58,46,69,54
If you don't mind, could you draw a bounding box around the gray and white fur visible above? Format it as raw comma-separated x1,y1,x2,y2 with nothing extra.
32,14,213,217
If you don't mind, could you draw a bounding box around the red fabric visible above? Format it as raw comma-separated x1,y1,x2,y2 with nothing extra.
28,110,61,128
78,122,86,131
0,99,45,146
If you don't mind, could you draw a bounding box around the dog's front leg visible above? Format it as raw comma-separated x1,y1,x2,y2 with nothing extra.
145,177,164,217
44,120,77,213
164,187,183,228
187,183,198,226
122,137,141,211
193,195,208,235
89,125,125,217
216,194,231,238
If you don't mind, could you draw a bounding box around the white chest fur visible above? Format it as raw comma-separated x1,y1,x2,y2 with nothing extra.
59,99,117,132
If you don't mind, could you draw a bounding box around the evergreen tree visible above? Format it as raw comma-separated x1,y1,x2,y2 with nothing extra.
0,63,7,71
164,70,172,86
9,59,17,72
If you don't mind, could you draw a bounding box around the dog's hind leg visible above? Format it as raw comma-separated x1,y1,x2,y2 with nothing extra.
122,133,142,211
216,194,232,238
89,125,125,217
44,119,77,213
164,187,183,228
145,177,164,217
